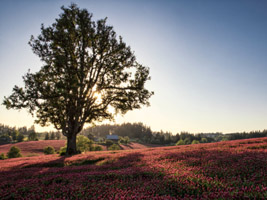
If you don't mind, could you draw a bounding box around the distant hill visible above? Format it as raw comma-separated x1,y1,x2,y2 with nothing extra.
0,140,160,157
0,140,66,156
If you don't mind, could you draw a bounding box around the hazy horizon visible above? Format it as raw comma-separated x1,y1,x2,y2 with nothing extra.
0,0,267,134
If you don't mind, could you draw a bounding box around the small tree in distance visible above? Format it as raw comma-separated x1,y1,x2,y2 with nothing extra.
44,133,50,140
3,4,153,155
28,131,38,141
50,132,56,140
17,133,25,142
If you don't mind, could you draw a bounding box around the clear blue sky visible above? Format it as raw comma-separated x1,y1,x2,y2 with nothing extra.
0,0,267,134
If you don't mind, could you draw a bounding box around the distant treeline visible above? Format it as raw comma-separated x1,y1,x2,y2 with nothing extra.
0,124,62,144
80,122,267,145
1,122,267,145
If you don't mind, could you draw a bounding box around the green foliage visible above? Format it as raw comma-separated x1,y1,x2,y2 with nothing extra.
11,130,19,140
3,4,153,155
44,133,49,140
0,153,6,160
191,140,200,144
176,139,185,146
119,136,130,144
105,140,114,146
50,132,56,140
77,135,93,152
93,145,103,151
44,146,55,154
184,138,191,145
0,134,12,143
28,131,38,141
17,133,25,142
55,132,61,140
59,146,67,156
87,133,95,141
59,136,100,156
222,136,229,141
7,146,22,158
201,138,208,143
108,144,121,150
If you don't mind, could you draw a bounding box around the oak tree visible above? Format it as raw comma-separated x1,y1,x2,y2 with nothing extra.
3,4,153,155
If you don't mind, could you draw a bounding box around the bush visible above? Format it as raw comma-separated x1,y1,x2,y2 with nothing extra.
124,136,130,144
77,135,93,152
192,140,200,144
7,146,22,158
176,139,185,145
108,144,120,150
59,135,95,156
119,136,130,145
0,153,6,160
105,139,114,146
93,145,103,151
44,146,55,154
201,138,208,143
59,146,67,156
184,138,191,145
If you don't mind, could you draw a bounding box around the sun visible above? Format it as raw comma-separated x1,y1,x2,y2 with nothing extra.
94,91,102,104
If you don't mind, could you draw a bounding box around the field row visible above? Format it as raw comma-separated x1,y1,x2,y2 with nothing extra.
1,138,267,199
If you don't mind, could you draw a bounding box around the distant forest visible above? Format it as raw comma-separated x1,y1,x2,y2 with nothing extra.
80,122,267,145
0,124,61,144
0,122,267,145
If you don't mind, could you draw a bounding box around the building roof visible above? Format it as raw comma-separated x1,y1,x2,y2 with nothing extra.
106,135,119,140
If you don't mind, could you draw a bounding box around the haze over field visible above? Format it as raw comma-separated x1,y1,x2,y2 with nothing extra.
0,0,267,133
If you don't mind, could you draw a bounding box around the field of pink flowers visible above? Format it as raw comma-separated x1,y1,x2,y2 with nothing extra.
1,137,267,199
0,140,155,156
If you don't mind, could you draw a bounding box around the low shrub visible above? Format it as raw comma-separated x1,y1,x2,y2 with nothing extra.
7,146,22,158
44,146,55,155
108,144,120,151
59,146,67,156
76,135,93,152
119,136,130,145
192,140,200,144
93,145,103,151
0,153,6,160
105,139,114,146
176,139,185,145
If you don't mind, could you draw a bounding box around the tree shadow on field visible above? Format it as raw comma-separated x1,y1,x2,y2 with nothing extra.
98,152,144,170
0,152,145,187
5,149,267,199
119,144,134,149
164,149,267,187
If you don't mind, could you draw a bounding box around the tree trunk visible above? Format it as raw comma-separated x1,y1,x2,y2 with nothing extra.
66,134,77,155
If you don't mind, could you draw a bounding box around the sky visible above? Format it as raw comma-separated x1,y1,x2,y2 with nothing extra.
0,0,267,134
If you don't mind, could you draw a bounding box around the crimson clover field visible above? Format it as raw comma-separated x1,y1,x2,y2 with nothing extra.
1,138,267,199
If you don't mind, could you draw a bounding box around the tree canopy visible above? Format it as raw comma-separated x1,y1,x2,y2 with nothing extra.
3,4,153,155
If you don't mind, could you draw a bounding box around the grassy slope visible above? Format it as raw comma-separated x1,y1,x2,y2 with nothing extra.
0,140,157,156
1,137,267,199
0,140,66,156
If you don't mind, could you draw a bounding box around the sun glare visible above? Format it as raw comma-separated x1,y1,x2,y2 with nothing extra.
92,87,115,115
94,91,102,104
